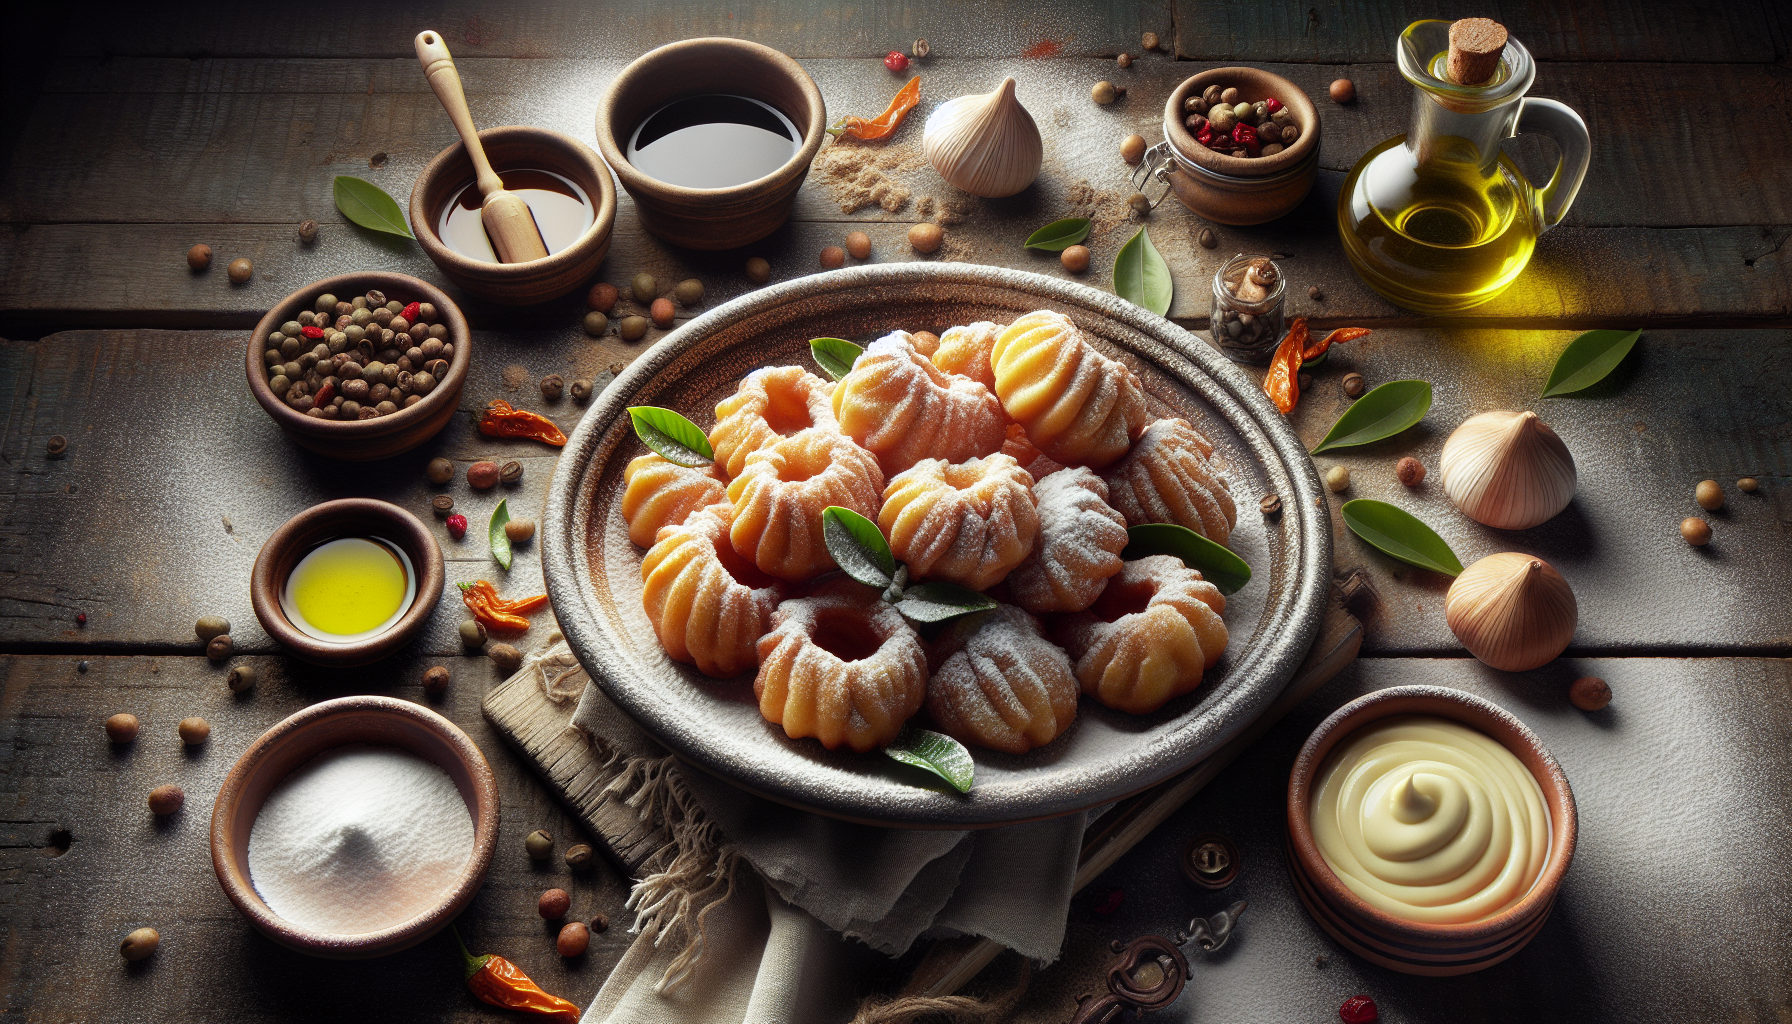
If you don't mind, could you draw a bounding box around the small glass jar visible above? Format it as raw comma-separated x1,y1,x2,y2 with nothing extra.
1211,253,1286,364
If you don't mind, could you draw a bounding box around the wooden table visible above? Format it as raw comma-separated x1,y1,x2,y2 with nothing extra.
1,3,1787,1021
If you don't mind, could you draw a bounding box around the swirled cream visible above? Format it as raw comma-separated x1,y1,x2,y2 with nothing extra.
1310,715,1549,925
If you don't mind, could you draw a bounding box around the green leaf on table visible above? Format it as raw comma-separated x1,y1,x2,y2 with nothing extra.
822,506,895,589
489,499,512,571
810,337,864,381
1121,523,1251,595
885,727,975,793
1541,329,1642,397
628,406,713,468
1113,227,1173,316
893,581,997,624
1312,380,1433,453
333,175,415,239
1023,217,1092,252
1341,499,1463,577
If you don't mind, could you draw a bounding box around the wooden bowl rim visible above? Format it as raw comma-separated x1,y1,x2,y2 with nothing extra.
1285,685,1578,942
208,695,500,957
409,125,618,281
244,271,470,441
1163,66,1320,179
594,36,828,201
249,498,445,665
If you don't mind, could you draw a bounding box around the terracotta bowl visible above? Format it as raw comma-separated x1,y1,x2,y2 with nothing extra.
247,272,470,460
411,125,617,305
1159,67,1320,225
250,498,444,667
210,696,500,959
595,37,826,250
1285,685,1578,975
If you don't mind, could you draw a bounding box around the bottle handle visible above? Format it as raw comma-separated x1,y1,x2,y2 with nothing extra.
1514,97,1590,233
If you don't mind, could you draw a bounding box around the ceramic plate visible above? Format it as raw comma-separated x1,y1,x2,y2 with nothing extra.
543,264,1329,828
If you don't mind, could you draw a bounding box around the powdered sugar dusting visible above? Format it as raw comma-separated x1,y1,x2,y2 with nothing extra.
1007,467,1129,613
925,604,1077,754
1103,419,1238,546
833,331,1007,477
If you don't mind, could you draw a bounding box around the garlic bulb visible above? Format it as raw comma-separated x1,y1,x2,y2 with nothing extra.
923,78,1043,198
1446,552,1577,672
1439,410,1576,530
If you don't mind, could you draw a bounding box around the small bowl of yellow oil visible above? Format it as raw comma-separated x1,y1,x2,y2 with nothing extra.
252,499,445,667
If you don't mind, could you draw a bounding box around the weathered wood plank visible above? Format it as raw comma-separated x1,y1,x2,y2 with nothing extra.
1171,0,1780,63
0,653,629,1022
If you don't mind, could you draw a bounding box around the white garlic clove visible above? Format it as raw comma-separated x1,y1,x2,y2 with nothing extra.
1439,410,1575,530
1445,552,1576,672
923,77,1044,199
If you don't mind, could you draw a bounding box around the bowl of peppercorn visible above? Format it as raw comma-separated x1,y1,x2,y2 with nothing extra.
1153,67,1320,225
246,271,471,461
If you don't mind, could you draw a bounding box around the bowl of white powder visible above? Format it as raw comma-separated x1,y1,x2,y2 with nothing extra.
209,695,499,958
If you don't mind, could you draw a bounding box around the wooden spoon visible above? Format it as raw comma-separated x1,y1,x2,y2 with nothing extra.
414,29,549,264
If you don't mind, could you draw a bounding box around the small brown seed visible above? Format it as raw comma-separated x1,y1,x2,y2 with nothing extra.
298,219,319,244
539,888,571,919
565,843,595,870
819,245,846,270
226,664,256,693
432,494,454,518
227,258,253,284
460,619,488,649
582,311,609,337
650,297,676,328
1119,134,1146,165
1342,372,1366,397
540,374,564,401
1396,457,1427,486
1738,476,1759,493
1309,285,1324,301
468,461,500,490
745,256,771,284
148,784,185,816
619,315,650,341
489,643,522,674
587,282,619,313
557,921,590,957
1141,31,1160,50
426,457,454,484
1116,52,1132,68
500,460,524,486
47,434,68,458
909,222,944,254
1325,465,1351,493
1695,479,1724,510
1060,245,1091,274
1091,80,1118,105
1569,676,1611,711
912,38,930,59
1259,493,1282,516
845,231,872,260
1197,227,1217,249
121,927,160,961
422,666,450,696
570,378,594,402
106,713,140,743
525,829,554,861
195,615,230,642
591,912,610,932
206,634,233,662
1128,192,1151,215
178,717,210,745
1681,517,1712,546
505,519,536,544
1330,78,1356,103
187,244,212,271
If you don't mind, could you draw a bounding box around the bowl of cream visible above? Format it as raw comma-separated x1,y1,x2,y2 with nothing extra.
1285,685,1577,975
210,696,500,958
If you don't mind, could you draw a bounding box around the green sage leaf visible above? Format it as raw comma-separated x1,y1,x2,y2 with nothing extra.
333,175,415,239
885,727,975,793
822,506,895,588
489,498,512,571
893,581,997,624
628,406,713,468
1541,329,1642,397
1120,523,1251,596
1341,499,1463,577
1112,227,1173,316
1023,217,1092,252
810,337,864,382
1312,380,1433,453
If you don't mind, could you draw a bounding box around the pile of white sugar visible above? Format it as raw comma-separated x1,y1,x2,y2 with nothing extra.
248,745,474,935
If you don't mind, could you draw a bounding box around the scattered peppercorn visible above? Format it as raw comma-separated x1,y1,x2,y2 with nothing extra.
226,664,256,693
1695,479,1724,510
1325,466,1351,493
745,257,771,284
564,843,594,871
77,660,89,673
446,513,469,540
432,495,455,519
106,713,140,743
619,315,649,341
591,912,610,933
1569,676,1611,711
467,461,500,490
538,888,571,919
540,374,565,402
1091,81,1118,105
557,921,590,957
505,519,536,544
47,435,68,458
582,311,609,337
650,297,676,328
1120,134,1146,165
423,666,451,696
426,457,454,485
1116,52,1132,68
1330,79,1356,104
227,258,253,284
148,784,185,816
1060,245,1091,274
911,38,930,59
1259,493,1282,516
1681,517,1711,546
460,618,488,649
1309,285,1324,301
1298,373,1312,392
1342,372,1367,397
499,461,524,486
75,611,87,625
1396,457,1427,486
187,244,212,271
195,616,230,643
587,282,619,313
1738,476,1760,492
489,642,523,674
206,634,233,662
298,219,319,244
1338,994,1378,1024
843,231,872,260
674,278,705,305
178,717,211,745
883,51,909,73
909,222,944,254
525,829,554,861
1141,31,1160,50
1128,192,1152,216
570,378,593,402
1197,227,1217,249
121,927,160,962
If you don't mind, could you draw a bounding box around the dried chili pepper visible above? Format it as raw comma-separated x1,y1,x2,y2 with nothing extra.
454,927,581,1022
1301,327,1372,363
478,400,567,447
1264,318,1311,414
827,76,920,141
1233,122,1261,156
459,580,548,634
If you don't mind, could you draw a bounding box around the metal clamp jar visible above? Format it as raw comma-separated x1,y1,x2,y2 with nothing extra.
1211,254,1286,364
1133,67,1321,226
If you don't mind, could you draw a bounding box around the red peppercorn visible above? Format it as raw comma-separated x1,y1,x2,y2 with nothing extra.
312,381,335,406
401,301,421,322
1339,994,1379,1023
446,514,468,540
884,51,909,72
301,325,325,339
1232,122,1261,155
1195,125,1214,147
1092,889,1124,915
1264,96,1283,114
76,612,87,626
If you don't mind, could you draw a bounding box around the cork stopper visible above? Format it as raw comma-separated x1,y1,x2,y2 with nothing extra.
1447,18,1508,85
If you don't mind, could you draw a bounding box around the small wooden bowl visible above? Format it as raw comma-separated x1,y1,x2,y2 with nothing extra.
247,272,470,460
1285,686,1577,975
1160,68,1321,225
250,498,444,667
595,37,826,250
411,126,617,305
210,695,500,959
